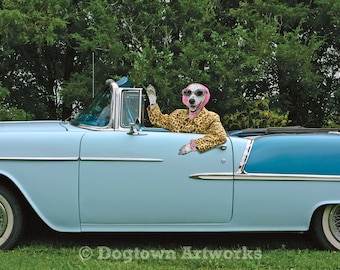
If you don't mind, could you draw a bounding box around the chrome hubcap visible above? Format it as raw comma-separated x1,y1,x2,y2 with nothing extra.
329,205,340,241
0,202,8,237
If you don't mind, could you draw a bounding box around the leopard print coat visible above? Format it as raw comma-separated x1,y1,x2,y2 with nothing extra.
147,104,227,152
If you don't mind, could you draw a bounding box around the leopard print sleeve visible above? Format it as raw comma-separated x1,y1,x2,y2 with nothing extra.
147,105,227,152
193,112,227,152
147,104,178,131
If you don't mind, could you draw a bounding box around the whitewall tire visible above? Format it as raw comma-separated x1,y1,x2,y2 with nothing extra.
0,186,24,250
313,204,340,250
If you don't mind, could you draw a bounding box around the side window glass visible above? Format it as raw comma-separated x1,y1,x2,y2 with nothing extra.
72,88,111,127
121,91,140,127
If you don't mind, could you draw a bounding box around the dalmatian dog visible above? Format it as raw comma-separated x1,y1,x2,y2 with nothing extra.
146,83,226,155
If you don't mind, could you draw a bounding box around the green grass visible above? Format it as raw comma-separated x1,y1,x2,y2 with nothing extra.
1,226,340,270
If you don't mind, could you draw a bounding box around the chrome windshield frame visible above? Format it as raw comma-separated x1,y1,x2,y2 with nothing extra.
70,80,143,131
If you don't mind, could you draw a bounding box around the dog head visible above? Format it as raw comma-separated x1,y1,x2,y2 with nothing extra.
182,83,210,119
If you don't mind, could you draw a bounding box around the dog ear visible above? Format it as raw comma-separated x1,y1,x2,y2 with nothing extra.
182,93,190,108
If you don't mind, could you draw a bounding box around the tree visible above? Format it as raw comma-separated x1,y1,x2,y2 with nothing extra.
0,0,68,119
227,0,333,127
0,0,338,129
0,82,33,120
223,98,289,130
0,0,125,119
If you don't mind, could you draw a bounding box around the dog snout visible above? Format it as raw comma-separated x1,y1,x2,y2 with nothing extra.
189,98,195,105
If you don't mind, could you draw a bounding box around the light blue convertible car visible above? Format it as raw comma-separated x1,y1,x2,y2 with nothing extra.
0,78,340,250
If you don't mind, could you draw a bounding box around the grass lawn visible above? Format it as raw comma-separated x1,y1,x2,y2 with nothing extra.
1,223,340,270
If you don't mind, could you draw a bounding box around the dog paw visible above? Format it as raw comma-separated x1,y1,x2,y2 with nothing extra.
146,84,157,96
178,143,192,155
146,84,157,109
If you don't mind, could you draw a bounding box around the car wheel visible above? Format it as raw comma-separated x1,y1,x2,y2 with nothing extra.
0,186,24,250
313,204,340,251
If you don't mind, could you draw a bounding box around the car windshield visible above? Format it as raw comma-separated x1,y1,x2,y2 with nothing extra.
71,88,111,127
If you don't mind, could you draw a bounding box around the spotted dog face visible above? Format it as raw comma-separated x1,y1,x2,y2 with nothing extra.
182,83,210,119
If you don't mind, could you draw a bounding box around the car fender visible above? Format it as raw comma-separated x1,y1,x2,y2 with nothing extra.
0,130,85,232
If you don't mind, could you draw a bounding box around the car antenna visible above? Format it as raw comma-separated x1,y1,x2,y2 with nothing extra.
92,51,95,98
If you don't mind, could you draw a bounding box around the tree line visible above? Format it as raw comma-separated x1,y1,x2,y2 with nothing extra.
0,0,339,130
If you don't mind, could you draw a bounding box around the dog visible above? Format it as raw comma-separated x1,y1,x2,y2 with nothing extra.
182,83,210,120
146,83,227,155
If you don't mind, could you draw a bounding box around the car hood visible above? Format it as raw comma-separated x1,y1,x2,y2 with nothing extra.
0,120,68,132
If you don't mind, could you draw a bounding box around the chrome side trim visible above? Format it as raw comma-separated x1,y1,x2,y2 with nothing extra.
0,156,164,162
190,172,340,181
235,173,340,181
236,139,254,174
80,157,163,162
0,157,79,161
189,173,234,180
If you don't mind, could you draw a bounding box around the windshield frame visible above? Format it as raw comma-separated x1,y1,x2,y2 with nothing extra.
70,85,144,131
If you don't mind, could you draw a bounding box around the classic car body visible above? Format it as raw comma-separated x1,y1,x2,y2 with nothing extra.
0,78,340,250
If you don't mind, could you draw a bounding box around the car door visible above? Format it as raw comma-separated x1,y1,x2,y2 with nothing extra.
78,130,234,230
